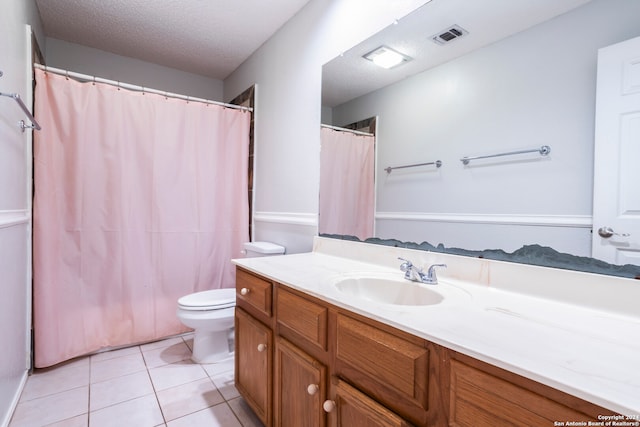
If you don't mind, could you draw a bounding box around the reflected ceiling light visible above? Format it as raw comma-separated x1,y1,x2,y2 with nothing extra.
363,46,412,69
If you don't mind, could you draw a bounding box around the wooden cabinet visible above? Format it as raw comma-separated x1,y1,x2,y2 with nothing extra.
325,378,412,427
235,307,273,426
276,286,328,353
235,268,618,427
274,337,327,427
236,267,273,319
447,353,612,427
334,313,429,425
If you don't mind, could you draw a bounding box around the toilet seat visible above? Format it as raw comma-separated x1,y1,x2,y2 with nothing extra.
178,288,236,311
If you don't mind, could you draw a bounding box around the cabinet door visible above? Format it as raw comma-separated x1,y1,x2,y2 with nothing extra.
326,378,412,427
275,337,327,427
235,307,273,426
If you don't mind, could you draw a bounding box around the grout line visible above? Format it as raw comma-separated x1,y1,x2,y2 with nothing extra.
141,345,168,425
87,353,92,421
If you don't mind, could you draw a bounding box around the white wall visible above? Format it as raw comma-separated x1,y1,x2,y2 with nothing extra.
224,0,428,254
330,0,640,256
44,38,224,101
0,1,43,425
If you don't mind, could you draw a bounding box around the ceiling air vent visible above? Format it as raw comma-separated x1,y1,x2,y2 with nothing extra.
431,25,468,45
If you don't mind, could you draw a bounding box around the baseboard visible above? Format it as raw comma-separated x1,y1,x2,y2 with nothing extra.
0,370,28,427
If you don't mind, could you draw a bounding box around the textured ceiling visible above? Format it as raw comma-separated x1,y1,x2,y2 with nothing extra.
322,0,592,107
35,0,311,80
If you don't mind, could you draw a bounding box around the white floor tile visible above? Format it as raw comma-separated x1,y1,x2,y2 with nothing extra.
90,352,147,384
11,340,252,427
20,358,90,402
201,357,234,378
45,414,88,427
142,341,192,369
9,386,88,427
89,394,163,427
140,337,185,353
155,378,224,421
182,336,193,351
228,397,264,427
90,370,155,411
90,345,141,363
148,361,208,391
211,370,240,401
166,403,242,427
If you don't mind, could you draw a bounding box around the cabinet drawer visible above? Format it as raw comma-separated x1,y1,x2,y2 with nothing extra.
236,268,273,317
449,359,598,426
276,287,328,351
335,314,429,414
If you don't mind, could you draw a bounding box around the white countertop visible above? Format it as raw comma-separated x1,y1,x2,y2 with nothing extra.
233,238,640,416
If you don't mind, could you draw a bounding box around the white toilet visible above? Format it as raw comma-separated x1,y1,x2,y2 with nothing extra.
176,241,285,363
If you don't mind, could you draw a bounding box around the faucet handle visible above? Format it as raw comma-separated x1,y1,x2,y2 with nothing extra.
398,257,412,272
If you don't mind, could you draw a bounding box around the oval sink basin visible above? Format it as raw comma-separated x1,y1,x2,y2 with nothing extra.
334,275,444,306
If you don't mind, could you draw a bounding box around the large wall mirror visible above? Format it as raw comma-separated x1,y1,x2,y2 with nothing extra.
320,0,640,278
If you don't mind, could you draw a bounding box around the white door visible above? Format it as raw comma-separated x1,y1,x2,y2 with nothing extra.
592,36,640,265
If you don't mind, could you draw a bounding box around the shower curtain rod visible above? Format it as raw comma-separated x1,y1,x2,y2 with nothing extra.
321,123,374,137
34,64,252,112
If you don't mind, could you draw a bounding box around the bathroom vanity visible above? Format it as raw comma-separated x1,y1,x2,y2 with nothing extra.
233,237,640,426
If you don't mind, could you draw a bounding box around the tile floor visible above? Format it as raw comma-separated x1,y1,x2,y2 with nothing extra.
9,334,264,427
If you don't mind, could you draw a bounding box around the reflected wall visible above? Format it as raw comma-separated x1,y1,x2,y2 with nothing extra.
327,0,640,257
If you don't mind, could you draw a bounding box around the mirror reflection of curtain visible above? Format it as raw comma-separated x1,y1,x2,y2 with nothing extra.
32,69,250,368
319,127,375,240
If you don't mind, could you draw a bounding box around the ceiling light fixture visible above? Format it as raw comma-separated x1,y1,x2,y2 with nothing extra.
363,46,412,69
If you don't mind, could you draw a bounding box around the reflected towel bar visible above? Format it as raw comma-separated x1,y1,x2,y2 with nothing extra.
0,91,41,131
385,160,442,174
460,145,550,165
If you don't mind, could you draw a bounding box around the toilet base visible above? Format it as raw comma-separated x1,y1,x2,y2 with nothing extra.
191,329,234,364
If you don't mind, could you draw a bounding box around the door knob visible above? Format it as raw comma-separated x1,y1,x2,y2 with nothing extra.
597,227,630,238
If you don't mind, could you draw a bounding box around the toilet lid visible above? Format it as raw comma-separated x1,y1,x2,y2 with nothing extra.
178,288,236,311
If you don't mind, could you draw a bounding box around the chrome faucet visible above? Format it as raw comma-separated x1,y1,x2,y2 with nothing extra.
398,258,447,285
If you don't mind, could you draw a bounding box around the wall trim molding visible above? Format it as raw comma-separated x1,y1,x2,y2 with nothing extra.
375,212,592,228
254,211,318,227
0,210,30,229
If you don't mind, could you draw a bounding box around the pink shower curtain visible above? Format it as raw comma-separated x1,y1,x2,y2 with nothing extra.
319,127,375,240
32,69,250,367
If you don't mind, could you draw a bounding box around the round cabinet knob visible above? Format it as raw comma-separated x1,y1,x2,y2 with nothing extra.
307,384,319,395
323,400,336,413
257,343,267,352
240,288,250,296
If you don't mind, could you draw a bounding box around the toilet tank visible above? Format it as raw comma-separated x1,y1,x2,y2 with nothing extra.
243,241,286,258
